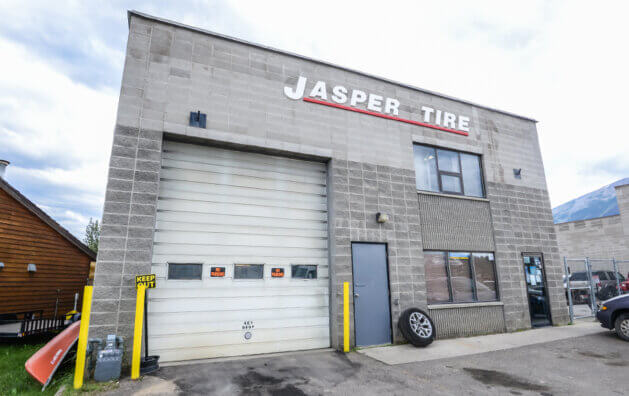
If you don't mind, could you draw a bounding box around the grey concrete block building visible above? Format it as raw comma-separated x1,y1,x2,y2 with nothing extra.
91,10,568,362
555,183,629,273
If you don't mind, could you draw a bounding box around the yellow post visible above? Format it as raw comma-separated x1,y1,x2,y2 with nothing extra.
74,285,93,389
343,282,350,352
131,284,146,379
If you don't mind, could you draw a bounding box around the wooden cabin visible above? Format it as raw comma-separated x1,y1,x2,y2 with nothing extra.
0,173,96,318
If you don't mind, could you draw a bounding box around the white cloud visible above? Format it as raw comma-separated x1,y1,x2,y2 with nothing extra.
0,0,627,241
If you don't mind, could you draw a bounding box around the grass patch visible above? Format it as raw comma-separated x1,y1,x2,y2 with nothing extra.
0,339,117,395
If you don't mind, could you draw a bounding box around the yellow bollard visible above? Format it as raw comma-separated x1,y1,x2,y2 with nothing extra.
131,284,146,379
74,285,93,389
343,282,349,352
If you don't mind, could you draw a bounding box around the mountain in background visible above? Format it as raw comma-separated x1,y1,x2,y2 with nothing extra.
553,177,629,224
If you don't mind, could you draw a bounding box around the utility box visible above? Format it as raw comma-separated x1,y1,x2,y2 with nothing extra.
93,335,124,382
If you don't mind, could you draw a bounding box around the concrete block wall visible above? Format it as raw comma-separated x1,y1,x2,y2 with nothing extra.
554,184,629,269
91,124,163,353
487,183,569,330
328,159,426,348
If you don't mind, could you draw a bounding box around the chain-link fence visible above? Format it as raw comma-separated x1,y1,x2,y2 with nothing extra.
563,257,629,323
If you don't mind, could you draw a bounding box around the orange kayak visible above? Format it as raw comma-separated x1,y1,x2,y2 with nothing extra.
25,321,80,389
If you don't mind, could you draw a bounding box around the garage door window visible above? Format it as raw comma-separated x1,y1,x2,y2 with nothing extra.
168,263,202,280
292,265,317,279
234,264,264,279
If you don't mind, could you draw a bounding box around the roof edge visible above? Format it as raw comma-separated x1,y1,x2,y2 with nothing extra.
554,213,621,226
127,10,537,123
0,178,97,260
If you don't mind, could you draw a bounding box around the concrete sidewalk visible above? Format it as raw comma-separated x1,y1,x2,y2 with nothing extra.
358,319,602,365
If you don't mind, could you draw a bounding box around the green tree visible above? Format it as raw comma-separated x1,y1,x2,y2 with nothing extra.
84,217,100,253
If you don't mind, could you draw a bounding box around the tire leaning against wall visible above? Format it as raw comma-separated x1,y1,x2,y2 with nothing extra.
398,308,435,347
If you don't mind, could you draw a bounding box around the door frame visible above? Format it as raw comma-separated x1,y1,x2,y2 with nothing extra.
521,252,553,326
350,242,393,346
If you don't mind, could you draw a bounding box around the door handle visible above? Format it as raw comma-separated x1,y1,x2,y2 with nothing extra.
354,293,359,297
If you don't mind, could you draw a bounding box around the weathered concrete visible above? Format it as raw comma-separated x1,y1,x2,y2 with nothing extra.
358,320,601,365
104,329,628,396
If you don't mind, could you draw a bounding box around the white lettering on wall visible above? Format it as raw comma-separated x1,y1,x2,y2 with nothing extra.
458,116,470,132
283,75,470,134
309,81,328,100
284,76,307,100
367,94,383,112
421,106,434,122
332,85,348,103
384,98,400,116
443,112,456,128
350,90,367,107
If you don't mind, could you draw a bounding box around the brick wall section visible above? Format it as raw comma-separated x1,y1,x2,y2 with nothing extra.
91,124,163,353
487,183,569,330
417,193,495,251
329,159,426,348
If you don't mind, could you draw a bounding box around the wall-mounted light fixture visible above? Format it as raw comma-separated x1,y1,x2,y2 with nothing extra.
513,168,522,179
27,263,37,273
376,212,389,223
0,262,4,270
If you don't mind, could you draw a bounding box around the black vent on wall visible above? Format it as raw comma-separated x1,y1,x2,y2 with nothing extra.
189,111,207,128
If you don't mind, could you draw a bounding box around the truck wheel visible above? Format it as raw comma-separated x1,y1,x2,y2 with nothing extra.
615,313,629,341
398,308,435,347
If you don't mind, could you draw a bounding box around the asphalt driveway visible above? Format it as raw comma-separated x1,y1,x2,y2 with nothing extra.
107,329,628,395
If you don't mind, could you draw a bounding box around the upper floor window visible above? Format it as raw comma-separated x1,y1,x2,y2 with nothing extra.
413,144,484,197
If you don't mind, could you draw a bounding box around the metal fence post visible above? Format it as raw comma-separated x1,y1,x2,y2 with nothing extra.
564,257,574,324
612,258,621,294
585,257,596,312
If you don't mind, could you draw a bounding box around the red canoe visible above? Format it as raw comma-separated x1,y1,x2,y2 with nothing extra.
25,321,81,389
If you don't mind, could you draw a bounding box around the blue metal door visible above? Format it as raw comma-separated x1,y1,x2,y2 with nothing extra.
351,243,392,346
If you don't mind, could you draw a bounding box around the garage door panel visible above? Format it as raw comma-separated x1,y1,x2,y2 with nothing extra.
149,326,330,351
153,338,331,363
164,142,326,175
152,243,327,258
153,231,327,249
151,255,329,267
150,141,330,362
148,294,329,313
148,307,329,325
157,199,327,221
159,180,326,205
150,264,330,280
157,189,327,211
149,316,329,336
160,168,325,195
155,221,328,238
150,286,329,299
162,158,326,185
156,211,327,230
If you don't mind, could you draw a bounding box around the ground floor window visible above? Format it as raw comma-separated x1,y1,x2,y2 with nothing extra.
424,251,498,303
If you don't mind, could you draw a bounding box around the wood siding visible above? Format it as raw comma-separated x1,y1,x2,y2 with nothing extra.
0,188,92,317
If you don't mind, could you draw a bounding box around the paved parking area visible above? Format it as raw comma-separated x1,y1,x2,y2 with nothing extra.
107,327,628,395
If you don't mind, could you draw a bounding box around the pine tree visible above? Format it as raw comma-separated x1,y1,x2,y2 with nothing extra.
84,218,100,253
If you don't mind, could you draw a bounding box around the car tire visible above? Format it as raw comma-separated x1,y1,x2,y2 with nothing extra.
615,313,629,341
398,308,435,347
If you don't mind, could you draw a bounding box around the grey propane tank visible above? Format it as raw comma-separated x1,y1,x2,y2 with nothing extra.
93,334,124,382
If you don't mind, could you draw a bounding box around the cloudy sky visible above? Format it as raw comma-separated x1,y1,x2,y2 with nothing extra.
1,0,628,238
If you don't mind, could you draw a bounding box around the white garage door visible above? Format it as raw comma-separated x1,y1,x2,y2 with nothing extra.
147,141,330,362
